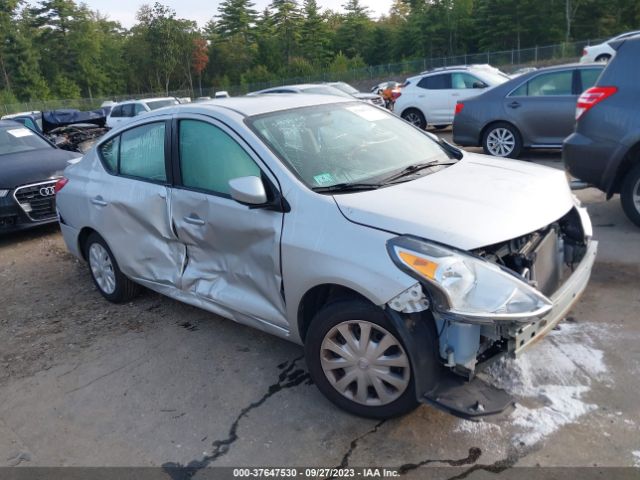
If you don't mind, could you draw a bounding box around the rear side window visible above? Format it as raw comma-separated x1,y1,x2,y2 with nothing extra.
417,74,451,90
178,120,260,196
98,122,166,182
579,68,602,92
512,71,573,96
99,136,119,172
134,103,147,115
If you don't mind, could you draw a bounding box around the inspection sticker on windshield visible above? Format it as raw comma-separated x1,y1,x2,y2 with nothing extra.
346,104,388,121
314,173,335,185
7,128,33,138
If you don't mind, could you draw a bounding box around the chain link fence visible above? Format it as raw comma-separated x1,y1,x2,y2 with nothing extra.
1,38,604,115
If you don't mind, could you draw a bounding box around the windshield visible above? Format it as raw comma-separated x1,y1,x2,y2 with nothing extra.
330,83,360,95
145,99,178,110
250,102,451,190
0,126,51,155
479,70,511,85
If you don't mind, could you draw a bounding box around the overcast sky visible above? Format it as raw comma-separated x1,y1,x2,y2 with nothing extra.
78,1,389,28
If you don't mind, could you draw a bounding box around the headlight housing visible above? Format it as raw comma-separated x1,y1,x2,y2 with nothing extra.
387,236,552,322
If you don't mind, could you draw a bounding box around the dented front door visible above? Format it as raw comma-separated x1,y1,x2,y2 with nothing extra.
169,116,287,329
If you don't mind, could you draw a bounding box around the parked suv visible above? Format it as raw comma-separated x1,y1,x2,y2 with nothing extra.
564,34,640,227
453,63,604,158
106,97,179,129
395,65,509,129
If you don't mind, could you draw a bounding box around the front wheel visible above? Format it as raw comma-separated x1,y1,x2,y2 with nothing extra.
620,163,640,228
84,232,139,303
482,122,522,158
305,301,419,418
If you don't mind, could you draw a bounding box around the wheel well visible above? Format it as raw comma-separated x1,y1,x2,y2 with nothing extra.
610,142,640,194
297,284,373,342
479,120,521,146
77,227,97,260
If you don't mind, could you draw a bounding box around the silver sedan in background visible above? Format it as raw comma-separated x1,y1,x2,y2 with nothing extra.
56,95,596,419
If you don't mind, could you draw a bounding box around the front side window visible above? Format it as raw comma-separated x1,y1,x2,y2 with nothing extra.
179,120,260,195
513,71,573,96
451,73,485,89
250,102,450,189
110,106,123,118
117,123,166,182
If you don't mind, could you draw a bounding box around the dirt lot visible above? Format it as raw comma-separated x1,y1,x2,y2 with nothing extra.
1,138,639,477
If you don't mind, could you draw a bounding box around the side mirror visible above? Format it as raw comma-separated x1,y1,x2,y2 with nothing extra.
229,176,267,206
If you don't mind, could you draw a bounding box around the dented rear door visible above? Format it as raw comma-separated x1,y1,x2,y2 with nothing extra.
87,117,185,287
169,115,287,329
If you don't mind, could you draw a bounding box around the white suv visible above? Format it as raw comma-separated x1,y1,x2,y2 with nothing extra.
395,65,509,129
580,31,640,63
106,97,179,129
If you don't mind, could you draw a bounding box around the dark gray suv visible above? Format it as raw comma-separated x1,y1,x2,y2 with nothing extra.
453,63,603,158
564,35,640,226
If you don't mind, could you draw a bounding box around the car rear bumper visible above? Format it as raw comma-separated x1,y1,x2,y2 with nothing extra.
563,132,625,192
511,239,598,356
452,117,481,147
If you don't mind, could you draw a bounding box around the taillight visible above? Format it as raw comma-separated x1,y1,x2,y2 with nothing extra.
454,103,464,115
576,86,617,120
54,177,69,193
582,49,587,56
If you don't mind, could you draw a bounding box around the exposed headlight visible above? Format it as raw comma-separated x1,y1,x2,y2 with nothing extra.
0,189,9,197
387,236,552,322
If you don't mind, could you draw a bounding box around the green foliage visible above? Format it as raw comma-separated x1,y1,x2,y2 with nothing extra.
0,0,639,104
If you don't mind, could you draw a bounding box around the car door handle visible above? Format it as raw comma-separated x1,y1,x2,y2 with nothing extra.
91,197,107,207
184,216,205,226
508,101,521,108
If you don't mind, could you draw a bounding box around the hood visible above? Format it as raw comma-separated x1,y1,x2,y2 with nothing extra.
1,148,81,188
333,153,575,250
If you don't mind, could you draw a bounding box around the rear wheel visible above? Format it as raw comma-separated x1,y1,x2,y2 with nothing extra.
84,232,139,303
595,54,611,63
305,300,419,419
401,108,426,130
620,163,640,227
482,122,522,158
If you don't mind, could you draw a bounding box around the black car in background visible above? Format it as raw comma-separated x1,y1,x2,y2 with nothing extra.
453,63,604,158
0,120,81,232
564,35,640,227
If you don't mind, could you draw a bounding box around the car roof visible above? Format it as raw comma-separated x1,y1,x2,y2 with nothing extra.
177,94,354,117
114,97,176,106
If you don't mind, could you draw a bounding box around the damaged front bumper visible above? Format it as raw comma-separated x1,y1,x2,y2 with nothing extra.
387,239,598,419
510,239,597,356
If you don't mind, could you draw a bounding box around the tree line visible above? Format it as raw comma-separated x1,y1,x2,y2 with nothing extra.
0,0,638,104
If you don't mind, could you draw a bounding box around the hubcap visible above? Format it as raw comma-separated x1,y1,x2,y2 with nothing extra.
320,320,410,406
486,128,516,156
89,243,116,295
404,112,422,127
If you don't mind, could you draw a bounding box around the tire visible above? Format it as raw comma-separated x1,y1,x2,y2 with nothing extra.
84,232,139,303
401,108,426,130
595,54,611,63
305,300,420,419
433,124,448,130
620,163,640,228
482,122,523,158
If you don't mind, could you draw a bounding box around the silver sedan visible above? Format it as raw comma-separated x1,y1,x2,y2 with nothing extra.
56,95,596,419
